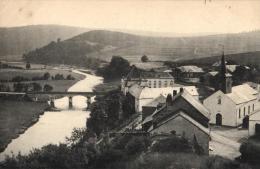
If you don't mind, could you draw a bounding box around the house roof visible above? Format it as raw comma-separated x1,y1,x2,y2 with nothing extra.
177,65,204,73
125,65,173,80
226,84,258,105
180,90,210,119
143,95,166,107
249,110,260,121
207,71,219,76
148,111,210,135
226,65,238,73
131,86,199,99
141,71,173,79
143,89,209,124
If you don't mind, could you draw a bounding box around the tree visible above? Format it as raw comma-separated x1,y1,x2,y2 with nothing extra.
26,61,31,69
141,55,149,62
32,83,42,92
43,84,53,92
66,74,75,80
43,72,51,80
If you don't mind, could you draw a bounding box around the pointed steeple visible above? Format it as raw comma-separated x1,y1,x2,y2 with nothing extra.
219,50,232,94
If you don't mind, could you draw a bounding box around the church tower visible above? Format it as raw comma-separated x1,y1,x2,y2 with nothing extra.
219,52,232,94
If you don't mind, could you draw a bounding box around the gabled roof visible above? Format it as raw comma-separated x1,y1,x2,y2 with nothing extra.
125,65,173,80
144,95,166,107
143,90,209,123
138,86,199,99
226,84,258,105
148,111,210,135
180,90,210,119
177,65,204,73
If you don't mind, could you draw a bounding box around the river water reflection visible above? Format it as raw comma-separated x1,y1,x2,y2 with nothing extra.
0,70,103,161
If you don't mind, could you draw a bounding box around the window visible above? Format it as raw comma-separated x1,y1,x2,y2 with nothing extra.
158,81,162,88
218,96,221,104
253,104,255,111
153,81,157,88
244,107,246,116
239,109,241,119
170,80,174,86
248,106,250,114
164,80,168,87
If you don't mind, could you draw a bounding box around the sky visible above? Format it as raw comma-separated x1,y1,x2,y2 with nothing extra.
0,0,260,34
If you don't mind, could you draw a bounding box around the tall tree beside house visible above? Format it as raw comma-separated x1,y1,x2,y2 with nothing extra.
97,56,131,80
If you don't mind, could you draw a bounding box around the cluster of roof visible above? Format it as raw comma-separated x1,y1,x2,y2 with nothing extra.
177,65,204,73
128,85,199,100
142,89,210,131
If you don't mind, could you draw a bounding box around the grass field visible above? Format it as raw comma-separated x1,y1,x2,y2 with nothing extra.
0,100,49,152
0,68,84,81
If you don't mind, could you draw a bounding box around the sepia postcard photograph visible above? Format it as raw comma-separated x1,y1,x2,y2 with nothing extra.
0,0,260,168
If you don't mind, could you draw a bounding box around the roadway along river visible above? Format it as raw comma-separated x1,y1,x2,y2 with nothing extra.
0,70,103,161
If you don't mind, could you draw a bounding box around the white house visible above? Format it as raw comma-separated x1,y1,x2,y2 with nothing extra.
121,65,174,95
204,84,259,127
128,85,199,113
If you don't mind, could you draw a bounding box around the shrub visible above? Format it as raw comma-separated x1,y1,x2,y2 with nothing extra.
66,74,75,80
240,140,260,164
125,136,151,155
43,84,53,92
151,135,192,153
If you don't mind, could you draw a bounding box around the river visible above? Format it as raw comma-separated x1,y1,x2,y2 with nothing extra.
0,70,103,161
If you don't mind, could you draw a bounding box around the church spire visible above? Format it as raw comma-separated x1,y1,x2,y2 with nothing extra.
219,49,232,94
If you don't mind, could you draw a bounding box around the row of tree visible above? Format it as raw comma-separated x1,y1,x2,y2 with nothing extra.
13,83,53,92
1,73,76,83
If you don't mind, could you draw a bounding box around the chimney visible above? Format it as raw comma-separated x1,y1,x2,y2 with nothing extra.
173,90,177,96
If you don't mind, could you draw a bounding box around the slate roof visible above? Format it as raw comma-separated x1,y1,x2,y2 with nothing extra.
177,65,204,73
143,95,166,107
125,65,173,80
129,86,199,99
180,90,210,119
226,84,258,105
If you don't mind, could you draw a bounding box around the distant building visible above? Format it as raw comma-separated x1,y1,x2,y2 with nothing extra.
174,65,204,83
203,54,260,127
121,65,174,95
143,89,210,154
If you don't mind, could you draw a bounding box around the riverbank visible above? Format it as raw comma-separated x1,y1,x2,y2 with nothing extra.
0,69,86,153
0,99,49,153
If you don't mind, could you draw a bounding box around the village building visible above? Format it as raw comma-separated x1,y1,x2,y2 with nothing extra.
121,65,175,95
127,84,199,113
203,55,260,127
249,110,260,136
174,65,204,83
142,89,210,154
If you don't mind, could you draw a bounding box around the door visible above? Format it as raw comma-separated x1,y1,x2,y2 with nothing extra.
255,123,260,136
216,113,222,126
242,116,249,129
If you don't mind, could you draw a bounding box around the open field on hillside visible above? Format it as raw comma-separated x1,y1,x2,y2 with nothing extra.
0,100,49,152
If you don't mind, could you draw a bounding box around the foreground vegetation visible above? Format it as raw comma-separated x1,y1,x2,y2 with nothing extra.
1,128,252,169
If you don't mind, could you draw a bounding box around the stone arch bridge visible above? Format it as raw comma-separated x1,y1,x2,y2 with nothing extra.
0,91,105,110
